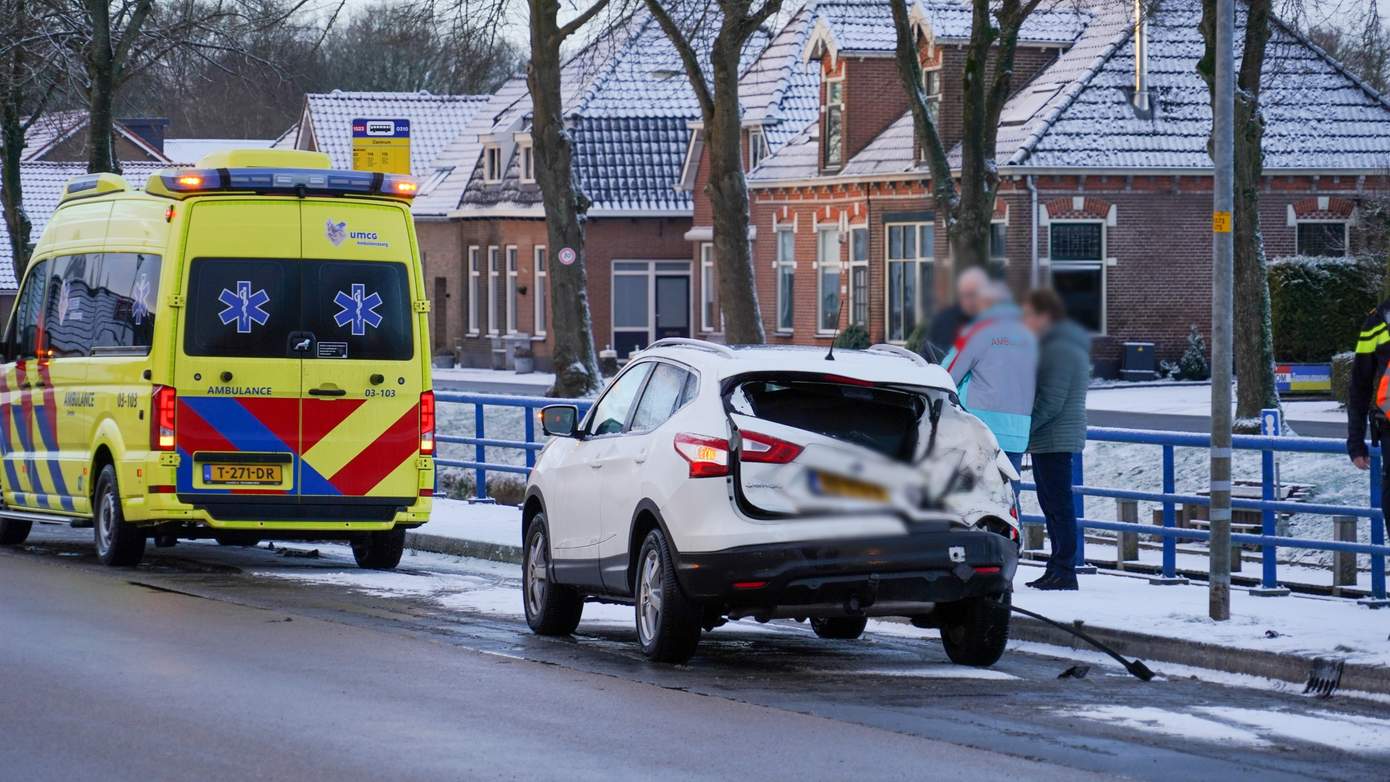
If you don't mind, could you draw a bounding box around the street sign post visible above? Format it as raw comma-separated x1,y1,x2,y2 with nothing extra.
352,118,411,174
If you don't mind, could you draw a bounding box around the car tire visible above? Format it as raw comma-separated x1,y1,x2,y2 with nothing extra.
523,514,583,636
938,590,1011,667
810,616,868,640
352,528,405,570
93,465,145,567
214,533,261,547
635,528,702,664
0,518,32,546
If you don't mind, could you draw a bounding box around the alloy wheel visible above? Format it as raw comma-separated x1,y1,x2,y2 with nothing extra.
526,532,548,617
637,548,663,644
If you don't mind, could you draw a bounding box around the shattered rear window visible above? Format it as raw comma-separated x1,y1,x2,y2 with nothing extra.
728,377,924,460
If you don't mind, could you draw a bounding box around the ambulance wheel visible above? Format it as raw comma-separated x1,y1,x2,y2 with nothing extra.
352,528,405,570
0,518,31,546
214,533,261,547
94,465,145,567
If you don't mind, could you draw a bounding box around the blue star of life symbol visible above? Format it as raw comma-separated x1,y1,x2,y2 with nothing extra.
333,283,383,336
218,280,271,334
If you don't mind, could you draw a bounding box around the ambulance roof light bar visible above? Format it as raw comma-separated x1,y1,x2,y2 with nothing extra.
148,167,418,200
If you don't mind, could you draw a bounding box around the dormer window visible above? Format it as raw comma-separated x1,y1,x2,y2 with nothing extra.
748,128,767,170
823,79,844,169
519,143,535,183
922,67,942,125
483,145,502,183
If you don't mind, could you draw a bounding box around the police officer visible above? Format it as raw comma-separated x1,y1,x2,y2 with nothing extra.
1347,301,1390,538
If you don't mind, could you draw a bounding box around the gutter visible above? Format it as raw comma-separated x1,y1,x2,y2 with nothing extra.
1027,175,1040,288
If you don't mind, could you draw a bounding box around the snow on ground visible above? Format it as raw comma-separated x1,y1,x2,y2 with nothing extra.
423,498,521,547
1055,704,1390,755
433,366,555,389
1086,383,1343,424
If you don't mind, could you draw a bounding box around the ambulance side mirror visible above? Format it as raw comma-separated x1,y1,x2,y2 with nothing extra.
540,405,579,438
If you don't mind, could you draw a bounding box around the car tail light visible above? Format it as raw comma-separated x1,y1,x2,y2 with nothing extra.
673,433,730,478
419,391,436,455
739,431,803,464
151,385,176,451
821,373,875,387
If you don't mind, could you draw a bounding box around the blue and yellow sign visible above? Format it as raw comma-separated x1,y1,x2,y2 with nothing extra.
1275,363,1332,395
352,118,411,175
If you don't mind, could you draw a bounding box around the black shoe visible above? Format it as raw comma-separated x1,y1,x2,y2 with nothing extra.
1035,572,1078,591
1026,572,1054,588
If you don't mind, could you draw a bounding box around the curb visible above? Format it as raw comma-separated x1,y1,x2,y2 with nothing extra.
405,532,523,565
405,533,1390,696
1008,616,1390,696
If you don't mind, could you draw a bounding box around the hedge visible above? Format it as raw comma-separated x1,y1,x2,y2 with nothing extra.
1268,255,1385,363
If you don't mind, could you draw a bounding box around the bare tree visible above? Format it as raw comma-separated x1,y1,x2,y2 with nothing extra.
1307,1,1389,94
527,0,617,396
889,0,1046,273
1199,0,1280,427
1,0,62,280
644,0,778,345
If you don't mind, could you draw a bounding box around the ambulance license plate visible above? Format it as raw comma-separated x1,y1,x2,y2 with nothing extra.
204,464,282,485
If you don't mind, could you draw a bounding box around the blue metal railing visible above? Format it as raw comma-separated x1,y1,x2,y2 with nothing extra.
435,393,1388,600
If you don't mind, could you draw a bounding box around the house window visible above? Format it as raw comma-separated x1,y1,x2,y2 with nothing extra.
989,221,1008,260
850,227,868,327
505,246,519,334
700,243,716,332
487,246,502,335
885,222,934,342
776,227,795,332
519,144,535,183
817,228,841,334
1296,221,1348,257
748,128,766,169
467,246,481,335
923,67,942,126
483,145,502,182
823,80,844,168
533,246,547,336
1049,222,1105,333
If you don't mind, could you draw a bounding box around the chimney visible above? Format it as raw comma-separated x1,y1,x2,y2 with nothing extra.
119,117,170,155
1132,0,1150,113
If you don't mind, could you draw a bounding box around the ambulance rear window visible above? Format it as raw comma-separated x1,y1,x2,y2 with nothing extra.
185,258,413,360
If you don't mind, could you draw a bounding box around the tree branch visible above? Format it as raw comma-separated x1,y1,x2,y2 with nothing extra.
643,0,714,119
558,0,612,41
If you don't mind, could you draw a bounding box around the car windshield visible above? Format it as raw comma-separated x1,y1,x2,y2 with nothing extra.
184,258,413,360
727,376,926,460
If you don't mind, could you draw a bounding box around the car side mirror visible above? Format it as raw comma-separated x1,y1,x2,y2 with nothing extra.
540,404,579,438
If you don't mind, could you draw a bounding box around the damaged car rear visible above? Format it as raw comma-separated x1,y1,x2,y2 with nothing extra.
522,342,1021,666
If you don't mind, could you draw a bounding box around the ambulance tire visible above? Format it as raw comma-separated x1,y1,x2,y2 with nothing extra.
352,528,405,570
94,465,145,567
810,616,868,640
0,518,31,546
214,533,261,547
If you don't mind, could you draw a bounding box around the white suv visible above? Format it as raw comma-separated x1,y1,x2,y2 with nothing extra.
522,340,1021,665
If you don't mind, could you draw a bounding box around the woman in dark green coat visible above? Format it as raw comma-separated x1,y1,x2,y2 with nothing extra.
1022,289,1091,590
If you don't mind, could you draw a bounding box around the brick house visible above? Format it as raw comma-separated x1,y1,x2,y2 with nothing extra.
676,0,1390,374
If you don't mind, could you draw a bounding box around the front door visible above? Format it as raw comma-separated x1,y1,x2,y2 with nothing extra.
654,275,690,340
611,261,690,358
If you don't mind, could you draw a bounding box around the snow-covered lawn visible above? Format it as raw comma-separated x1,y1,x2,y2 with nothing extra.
408,500,1390,668
1087,383,1344,424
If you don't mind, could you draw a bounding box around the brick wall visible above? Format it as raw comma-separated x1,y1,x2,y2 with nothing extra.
844,57,909,163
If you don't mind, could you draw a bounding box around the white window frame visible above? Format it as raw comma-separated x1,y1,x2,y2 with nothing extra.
533,245,547,337
1294,219,1350,258
467,246,481,335
1047,219,1108,335
823,77,845,169
989,219,1008,261
487,245,501,335
505,245,519,334
922,66,943,126
849,226,869,328
775,227,796,333
699,243,716,333
748,128,766,170
883,221,934,344
519,143,535,184
483,145,502,183
816,227,842,335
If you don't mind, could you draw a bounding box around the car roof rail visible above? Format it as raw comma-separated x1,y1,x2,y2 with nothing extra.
645,338,736,358
866,343,931,368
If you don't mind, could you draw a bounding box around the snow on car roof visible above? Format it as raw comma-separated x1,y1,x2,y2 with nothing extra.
638,341,958,392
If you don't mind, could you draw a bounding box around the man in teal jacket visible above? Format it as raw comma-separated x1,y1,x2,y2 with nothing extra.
942,270,1038,470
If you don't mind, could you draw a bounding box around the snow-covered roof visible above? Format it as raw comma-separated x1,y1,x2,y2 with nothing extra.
449,13,770,217
742,4,822,153
298,91,488,177
20,110,173,164
1014,0,1390,170
163,138,274,164
0,161,180,291
752,0,1390,184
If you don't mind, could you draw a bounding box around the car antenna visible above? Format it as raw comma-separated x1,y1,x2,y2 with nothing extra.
825,264,847,361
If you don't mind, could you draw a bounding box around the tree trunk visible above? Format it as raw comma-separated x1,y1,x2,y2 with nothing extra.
1,108,31,282
705,36,764,345
527,0,601,397
1202,0,1279,429
86,59,119,175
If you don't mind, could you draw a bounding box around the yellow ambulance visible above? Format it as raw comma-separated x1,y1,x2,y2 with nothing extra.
0,149,434,568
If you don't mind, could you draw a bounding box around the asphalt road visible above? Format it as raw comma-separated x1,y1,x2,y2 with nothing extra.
2,526,1385,781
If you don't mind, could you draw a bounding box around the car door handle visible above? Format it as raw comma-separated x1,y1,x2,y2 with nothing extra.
308,387,347,397
634,450,648,464
589,462,604,469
